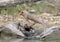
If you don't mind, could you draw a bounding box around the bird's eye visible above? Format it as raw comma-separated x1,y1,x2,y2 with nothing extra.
21,12,24,13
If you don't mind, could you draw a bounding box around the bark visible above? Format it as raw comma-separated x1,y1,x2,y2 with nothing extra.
0,22,25,37
0,0,38,6
0,0,21,6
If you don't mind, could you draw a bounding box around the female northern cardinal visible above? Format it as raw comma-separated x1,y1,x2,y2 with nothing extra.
19,9,43,24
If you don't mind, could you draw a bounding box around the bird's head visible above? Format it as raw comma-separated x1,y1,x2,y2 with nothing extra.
19,11,24,16
19,8,27,16
19,8,29,16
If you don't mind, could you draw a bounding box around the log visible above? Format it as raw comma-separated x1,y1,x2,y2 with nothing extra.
0,0,38,6
39,26,60,38
3,22,25,37
0,0,21,6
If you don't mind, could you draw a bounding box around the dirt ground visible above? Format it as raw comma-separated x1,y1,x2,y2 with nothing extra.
0,13,60,28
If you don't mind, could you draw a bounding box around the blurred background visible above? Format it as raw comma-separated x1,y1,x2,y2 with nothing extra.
0,0,60,42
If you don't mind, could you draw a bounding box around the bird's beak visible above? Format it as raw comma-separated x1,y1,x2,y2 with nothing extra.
19,12,23,16
19,13,23,16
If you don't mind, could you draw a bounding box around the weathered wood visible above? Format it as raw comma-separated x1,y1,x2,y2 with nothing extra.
4,22,25,37
0,0,21,6
39,26,60,38
0,0,38,6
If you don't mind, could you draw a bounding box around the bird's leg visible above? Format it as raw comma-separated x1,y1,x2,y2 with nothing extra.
23,16,36,26
26,19,36,26
23,16,30,23
30,22,36,26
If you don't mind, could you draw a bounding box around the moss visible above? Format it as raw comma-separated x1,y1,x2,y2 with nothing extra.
0,32,16,39
0,2,56,16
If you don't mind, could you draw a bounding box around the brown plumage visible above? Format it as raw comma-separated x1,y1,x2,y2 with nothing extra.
19,9,46,25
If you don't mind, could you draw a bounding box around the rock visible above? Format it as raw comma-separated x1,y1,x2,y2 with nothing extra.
29,9,36,13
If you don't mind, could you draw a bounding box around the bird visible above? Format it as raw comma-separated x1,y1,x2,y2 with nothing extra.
19,9,47,26
37,26,60,38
